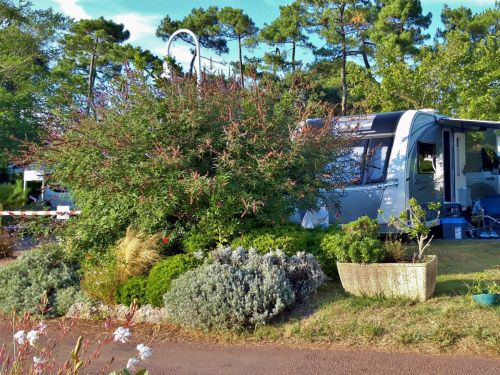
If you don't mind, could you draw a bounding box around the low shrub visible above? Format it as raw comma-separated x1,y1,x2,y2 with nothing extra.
384,237,407,262
231,224,339,277
164,247,324,330
267,251,325,301
320,233,349,263
0,244,80,316
164,260,294,330
182,227,217,253
81,255,122,305
212,247,325,302
115,227,161,277
231,225,309,255
347,237,385,263
54,286,90,316
343,215,379,240
321,217,386,264
116,276,148,306
146,254,201,306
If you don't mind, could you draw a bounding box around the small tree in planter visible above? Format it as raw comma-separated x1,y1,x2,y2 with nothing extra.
390,198,441,262
328,214,438,301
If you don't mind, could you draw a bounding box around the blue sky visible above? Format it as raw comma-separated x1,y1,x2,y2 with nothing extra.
32,0,496,72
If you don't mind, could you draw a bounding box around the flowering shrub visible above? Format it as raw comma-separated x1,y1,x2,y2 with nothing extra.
164,247,324,330
1,303,153,374
0,244,80,316
28,74,355,257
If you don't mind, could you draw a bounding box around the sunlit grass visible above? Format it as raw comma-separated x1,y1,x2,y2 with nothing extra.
223,240,500,356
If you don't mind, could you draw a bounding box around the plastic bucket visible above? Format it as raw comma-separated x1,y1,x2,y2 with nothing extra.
472,293,500,306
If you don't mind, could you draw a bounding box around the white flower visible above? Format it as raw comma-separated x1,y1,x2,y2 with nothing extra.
33,356,45,374
136,343,153,360
26,330,39,346
193,250,204,260
37,321,47,334
13,330,25,345
113,327,131,343
126,357,140,370
33,356,45,366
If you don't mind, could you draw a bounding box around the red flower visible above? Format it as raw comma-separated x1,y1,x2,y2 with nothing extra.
162,236,169,244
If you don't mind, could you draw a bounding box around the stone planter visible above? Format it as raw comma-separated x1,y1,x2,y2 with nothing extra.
336,255,437,301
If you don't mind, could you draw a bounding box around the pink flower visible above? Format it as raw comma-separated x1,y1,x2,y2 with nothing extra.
37,321,47,334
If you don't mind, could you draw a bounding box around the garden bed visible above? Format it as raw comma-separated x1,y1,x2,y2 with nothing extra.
52,241,499,358
1,241,497,358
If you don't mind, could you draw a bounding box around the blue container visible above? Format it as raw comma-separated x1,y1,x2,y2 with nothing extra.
472,293,500,306
441,217,467,240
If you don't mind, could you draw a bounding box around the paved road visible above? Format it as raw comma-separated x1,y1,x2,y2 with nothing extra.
1,324,499,374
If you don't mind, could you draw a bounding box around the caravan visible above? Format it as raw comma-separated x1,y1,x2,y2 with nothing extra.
296,110,500,230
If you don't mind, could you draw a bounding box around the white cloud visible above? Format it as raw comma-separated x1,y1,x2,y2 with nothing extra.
112,13,160,43
163,43,194,64
53,0,90,20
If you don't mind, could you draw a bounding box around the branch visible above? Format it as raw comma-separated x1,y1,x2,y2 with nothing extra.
419,234,434,260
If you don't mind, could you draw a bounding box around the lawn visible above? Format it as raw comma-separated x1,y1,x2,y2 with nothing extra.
210,240,500,357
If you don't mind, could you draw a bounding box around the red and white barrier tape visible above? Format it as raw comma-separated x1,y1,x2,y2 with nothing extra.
0,210,81,217
0,211,81,216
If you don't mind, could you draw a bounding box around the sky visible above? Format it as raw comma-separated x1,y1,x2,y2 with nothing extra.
32,0,497,72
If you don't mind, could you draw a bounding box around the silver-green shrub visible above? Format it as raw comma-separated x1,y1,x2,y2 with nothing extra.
164,262,294,330
54,286,90,316
213,247,325,302
164,247,325,330
0,244,80,316
266,251,325,301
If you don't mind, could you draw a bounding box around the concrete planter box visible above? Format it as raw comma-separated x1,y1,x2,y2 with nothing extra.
337,255,437,301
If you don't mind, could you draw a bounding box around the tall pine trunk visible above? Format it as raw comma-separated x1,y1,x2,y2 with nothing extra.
238,33,244,87
292,40,296,72
340,33,348,116
361,39,371,72
86,46,97,116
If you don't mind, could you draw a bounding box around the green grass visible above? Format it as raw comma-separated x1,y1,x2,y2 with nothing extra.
216,240,500,356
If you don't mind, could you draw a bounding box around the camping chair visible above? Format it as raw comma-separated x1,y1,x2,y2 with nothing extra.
474,195,500,238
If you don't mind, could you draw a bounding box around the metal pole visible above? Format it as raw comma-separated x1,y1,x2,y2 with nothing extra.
165,29,202,86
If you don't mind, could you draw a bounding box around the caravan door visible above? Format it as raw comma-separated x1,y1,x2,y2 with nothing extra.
408,115,444,206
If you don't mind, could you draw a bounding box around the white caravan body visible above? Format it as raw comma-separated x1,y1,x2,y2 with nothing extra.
294,110,500,229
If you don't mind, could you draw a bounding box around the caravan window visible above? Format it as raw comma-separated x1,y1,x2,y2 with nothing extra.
366,138,393,183
418,142,436,174
349,140,368,184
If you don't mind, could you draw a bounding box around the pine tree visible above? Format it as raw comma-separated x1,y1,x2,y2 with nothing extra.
218,7,258,87
259,1,311,72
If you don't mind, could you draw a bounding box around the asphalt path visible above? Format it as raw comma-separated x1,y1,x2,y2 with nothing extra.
1,323,499,375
